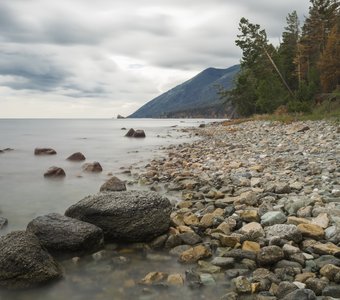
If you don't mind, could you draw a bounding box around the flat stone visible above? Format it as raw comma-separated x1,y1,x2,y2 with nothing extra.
314,255,340,268
34,148,57,155
287,216,311,226
312,242,340,257
26,213,104,253
210,257,235,268
242,241,261,252
297,224,325,240
223,249,256,261
265,224,302,243
200,273,216,286
197,260,221,273
261,211,287,226
169,245,191,257
178,244,212,263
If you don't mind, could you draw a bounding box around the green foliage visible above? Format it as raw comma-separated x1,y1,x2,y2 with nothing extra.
287,100,311,113
225,0,340,118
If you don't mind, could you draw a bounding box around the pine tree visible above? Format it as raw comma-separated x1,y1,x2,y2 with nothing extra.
298,0,339,84
318,21,340,92
279,11,300,90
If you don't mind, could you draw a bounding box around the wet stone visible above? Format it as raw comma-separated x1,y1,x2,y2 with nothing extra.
261,211,287,226
233,275,252,294
210,257,235,268
257,246,284,266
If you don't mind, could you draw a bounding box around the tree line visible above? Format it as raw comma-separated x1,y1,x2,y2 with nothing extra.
223,0,340,116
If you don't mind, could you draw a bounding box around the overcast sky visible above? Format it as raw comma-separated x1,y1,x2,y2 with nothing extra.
0,0,310,118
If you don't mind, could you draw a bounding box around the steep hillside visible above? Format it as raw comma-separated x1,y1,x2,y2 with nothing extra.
128,64,240,118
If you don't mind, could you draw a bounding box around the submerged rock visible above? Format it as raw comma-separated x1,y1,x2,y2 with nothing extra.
44,166,66,178
0,231,62,289
34,148,57,155
82,162,102,173
100,176,126,192
133,130,146,138
67,152,86,161
65,191,172,242
26,213,104,254
125,128,135,137
124,128,146,138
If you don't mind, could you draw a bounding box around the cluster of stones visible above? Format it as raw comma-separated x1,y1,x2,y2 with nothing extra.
0,173,172,290
34,148,103,177
130,120,340,299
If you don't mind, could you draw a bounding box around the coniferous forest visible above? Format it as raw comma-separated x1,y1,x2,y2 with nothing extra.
224,0,340,117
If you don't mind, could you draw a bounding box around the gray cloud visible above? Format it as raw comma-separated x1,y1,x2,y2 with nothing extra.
0,0,310,117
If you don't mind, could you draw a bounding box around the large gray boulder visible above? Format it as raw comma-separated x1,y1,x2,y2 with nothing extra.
0,231,62,289
26,213,104,254
65,191,172,242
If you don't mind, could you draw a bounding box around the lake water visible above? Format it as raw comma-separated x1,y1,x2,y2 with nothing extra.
0,119,230,300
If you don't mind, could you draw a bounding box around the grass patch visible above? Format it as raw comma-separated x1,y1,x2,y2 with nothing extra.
249,100,340,123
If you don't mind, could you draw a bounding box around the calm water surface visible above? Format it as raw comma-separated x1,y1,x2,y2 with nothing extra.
0,119,230,300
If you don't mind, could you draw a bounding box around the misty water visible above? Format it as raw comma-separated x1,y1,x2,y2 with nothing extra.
0,119,230,300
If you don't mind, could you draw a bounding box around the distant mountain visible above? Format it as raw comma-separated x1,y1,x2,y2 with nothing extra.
128,64,240,118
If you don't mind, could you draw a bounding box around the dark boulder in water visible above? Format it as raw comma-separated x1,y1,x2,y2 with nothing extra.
26,213,104,254
65,191,172,242
67,152,86,161
0,231,62,289
34,148,57,155
100,176,126,192
125,128,146,138
44,166,66,178
82,162,102,173
125,128,135,137
133,130,146,138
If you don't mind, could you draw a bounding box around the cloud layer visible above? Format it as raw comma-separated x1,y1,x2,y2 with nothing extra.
0,0,309,117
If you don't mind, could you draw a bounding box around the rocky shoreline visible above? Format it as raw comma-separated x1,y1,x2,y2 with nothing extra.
126,120,340,299
0,120,339,299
